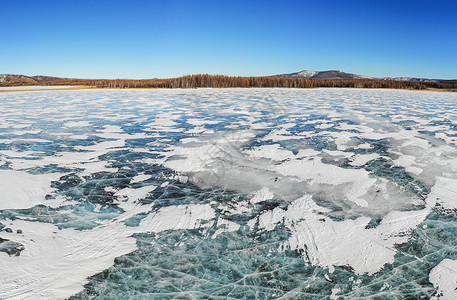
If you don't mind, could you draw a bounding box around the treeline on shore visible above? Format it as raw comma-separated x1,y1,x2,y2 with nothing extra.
2,74,457,91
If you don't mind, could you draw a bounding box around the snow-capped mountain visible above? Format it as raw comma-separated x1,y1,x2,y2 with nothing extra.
382,76,442,83
274,70,444,82
273,70,374,79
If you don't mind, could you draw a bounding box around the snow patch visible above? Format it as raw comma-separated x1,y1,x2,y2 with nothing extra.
430,259,457,300
0,170,63,210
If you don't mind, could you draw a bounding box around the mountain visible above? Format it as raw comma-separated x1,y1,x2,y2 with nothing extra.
0,74,66,84
273,70,444,82
273,70,374,80
382,77,442,83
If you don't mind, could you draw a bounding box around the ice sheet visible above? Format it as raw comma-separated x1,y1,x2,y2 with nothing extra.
1,88,457,298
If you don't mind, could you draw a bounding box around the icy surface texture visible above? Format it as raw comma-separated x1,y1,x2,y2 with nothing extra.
1,88,457,299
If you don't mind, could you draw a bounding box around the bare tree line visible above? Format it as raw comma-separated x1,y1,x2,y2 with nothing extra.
2,74,457,91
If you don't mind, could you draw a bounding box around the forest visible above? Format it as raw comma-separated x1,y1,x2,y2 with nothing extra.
2,74,457,91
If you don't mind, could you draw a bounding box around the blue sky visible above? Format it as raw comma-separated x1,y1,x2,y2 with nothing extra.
1,0,456,79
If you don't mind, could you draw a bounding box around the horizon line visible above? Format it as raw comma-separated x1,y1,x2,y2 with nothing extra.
1,71,456,81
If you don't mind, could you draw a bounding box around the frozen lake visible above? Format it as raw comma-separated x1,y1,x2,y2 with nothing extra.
1,88,457,299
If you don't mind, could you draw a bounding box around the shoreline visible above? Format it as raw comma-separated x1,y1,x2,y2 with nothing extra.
0,86,98,93
0,85,455,93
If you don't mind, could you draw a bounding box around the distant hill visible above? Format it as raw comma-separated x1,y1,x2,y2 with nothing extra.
0,74,66,84
382,76,442,83
273,70,444,82
273,70,374,80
